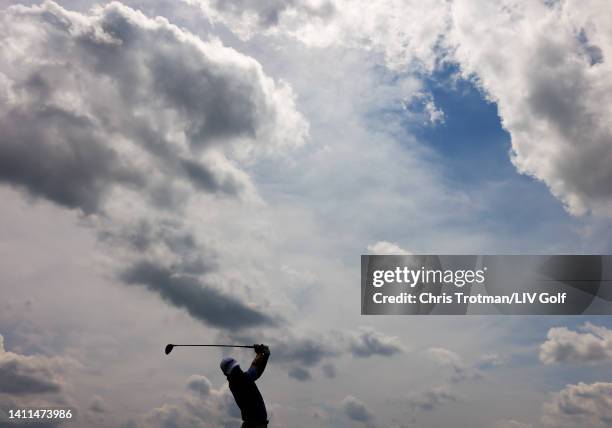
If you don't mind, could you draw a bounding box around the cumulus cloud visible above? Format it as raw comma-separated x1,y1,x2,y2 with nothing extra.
221,327,401,382
145,375,241,428
540,323,612,364
348,328,404,358
408,385,459,413
0,1,308,329
219,330,340,380
0,335,71,395
541,382,612,428
186,375,212,397
0,1,305,209
366,241,411,255
187,0,450,71
0,335,77,427
448,0,612,216
342,395,373,423
194,0,612,216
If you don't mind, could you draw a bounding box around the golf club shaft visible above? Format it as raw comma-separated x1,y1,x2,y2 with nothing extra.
170,344,254,348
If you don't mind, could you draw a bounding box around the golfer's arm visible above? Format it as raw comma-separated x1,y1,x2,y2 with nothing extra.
249,352,270,380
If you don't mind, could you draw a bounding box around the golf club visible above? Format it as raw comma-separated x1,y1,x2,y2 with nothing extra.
165,344,256,355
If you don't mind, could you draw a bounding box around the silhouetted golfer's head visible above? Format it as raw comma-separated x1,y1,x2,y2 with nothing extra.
220,357,239,376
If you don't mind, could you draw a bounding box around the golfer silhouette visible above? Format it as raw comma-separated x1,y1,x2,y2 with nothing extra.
220,344,270,427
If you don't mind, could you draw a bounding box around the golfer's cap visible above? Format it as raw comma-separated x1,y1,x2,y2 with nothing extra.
220,357,239,375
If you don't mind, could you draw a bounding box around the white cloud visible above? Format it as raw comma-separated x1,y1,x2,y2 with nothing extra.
366,241,411,255
448,0,612,216
541,382,612,428
540,323,612,364
186,0,450,72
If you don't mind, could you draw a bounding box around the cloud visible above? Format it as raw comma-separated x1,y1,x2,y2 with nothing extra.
0,1,308,330
194,0,612,216
186,375,212,397
0,334,71,395
121,261,275,329
541,382,612,428
348,328,404,358
408,385,459,413
188,0,449,72
366,241,411,255
288,366,311,381
262,333,339,367
222,328,401,383
427,347,482,383
0,335,77,427
145,375,241,428
185,0,336,39
342,395,373,423
539,323,612,364
448,0,612,215
0,1,306,211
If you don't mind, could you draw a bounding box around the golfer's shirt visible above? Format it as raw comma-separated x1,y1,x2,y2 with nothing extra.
227,365,268,424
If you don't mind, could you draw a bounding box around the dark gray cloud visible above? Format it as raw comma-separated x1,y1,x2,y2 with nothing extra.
0,335,65,395
121,261,275,329
0,107,141,215
222,327,402,381
0,361,59,395
349,328,403,358
342,395,373,423
218,330,341,381
271,336,338,367
223,330,340,365
288,366,311,382
0,336,74,428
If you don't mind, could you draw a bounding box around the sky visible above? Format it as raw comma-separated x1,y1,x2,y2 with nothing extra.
0,1,612,427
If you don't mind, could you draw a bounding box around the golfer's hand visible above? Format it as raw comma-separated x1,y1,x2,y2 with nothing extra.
254,344,270,355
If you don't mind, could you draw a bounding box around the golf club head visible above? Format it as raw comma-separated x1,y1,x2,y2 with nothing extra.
164,344,174,355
